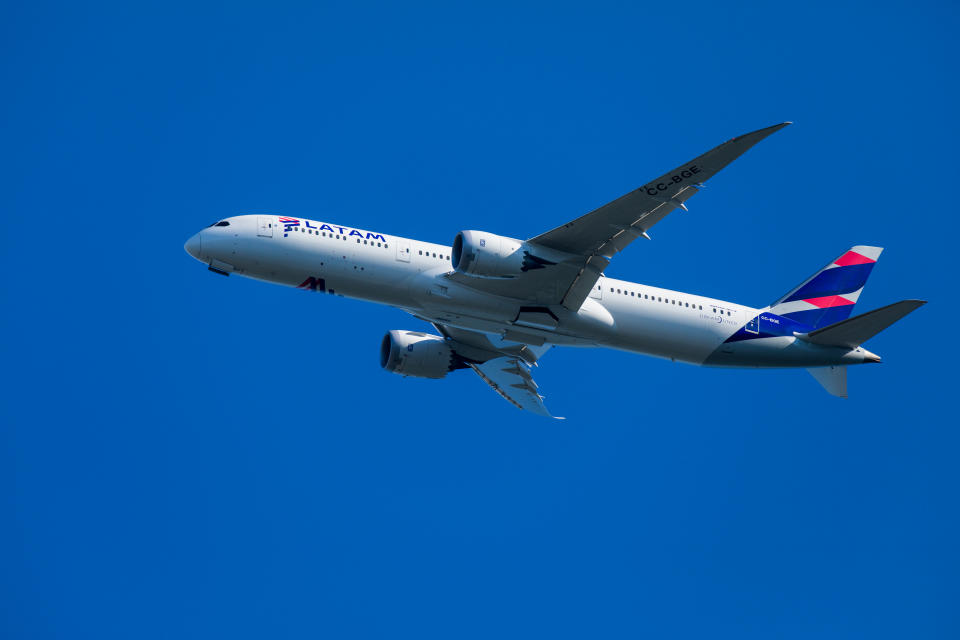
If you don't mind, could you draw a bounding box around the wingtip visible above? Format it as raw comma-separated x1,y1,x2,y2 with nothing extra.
737,121,792,141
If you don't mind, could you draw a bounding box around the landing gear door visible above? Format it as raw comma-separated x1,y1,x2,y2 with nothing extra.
396,239,411,262
257,216,274,238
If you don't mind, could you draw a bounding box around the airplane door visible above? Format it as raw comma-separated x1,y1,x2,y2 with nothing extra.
257,216,273,238
745,311,760,334
396,239,411,262
590,279,603,300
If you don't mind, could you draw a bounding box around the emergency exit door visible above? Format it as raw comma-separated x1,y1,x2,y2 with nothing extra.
590,280,603,299
396,240,411,262
257,216,273,238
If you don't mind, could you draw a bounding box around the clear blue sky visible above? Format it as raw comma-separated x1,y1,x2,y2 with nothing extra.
3,2,958,637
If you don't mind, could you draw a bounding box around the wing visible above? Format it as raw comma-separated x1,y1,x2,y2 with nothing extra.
471,357,560,418
530,122,792,256
431,323,561,418
446,122,791,310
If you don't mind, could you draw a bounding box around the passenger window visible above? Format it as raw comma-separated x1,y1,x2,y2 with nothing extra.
356,239,360,243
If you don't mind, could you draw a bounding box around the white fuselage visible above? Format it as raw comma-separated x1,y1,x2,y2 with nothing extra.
186,215,875,369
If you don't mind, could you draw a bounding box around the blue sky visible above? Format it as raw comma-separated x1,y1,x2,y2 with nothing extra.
3,2,958,637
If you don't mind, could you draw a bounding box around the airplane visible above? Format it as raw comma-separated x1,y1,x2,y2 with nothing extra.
184,122,925,418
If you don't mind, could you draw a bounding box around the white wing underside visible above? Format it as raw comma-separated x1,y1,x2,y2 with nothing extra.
471,357,560,418
426,321,560,418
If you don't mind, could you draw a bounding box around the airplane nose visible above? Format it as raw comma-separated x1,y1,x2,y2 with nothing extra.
184,232,202,261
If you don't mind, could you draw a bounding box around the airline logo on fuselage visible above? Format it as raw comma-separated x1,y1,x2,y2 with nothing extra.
278,216,386,241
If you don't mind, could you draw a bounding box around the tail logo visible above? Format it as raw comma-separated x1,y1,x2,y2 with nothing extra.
768,245,883,330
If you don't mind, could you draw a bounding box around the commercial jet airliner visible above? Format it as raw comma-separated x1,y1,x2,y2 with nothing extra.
184,123,924,417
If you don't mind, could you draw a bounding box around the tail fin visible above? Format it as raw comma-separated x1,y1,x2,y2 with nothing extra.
799,299,927,349
769,246,883,329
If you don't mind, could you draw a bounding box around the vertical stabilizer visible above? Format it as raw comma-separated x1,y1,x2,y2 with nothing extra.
807,365,848,398
770,246,883,329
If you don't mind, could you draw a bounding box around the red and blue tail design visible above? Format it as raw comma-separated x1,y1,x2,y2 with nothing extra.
768,246,883,329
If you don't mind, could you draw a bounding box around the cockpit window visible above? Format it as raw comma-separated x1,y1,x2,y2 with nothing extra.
214,220,230,227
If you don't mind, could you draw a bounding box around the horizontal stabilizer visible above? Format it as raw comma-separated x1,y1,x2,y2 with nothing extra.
800,299,926,349
807,365,848,397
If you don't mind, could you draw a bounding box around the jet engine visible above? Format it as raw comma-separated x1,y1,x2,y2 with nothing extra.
380,330,461,379
451,230,562,279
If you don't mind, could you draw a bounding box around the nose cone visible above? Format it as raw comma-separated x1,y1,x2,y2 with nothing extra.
184,232,202,261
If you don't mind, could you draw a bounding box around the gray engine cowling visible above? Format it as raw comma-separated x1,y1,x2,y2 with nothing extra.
380,330,459,379
451,230,569,279
451,230,525,278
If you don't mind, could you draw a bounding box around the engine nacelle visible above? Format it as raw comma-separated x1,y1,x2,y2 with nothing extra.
451,230,545,279
380,330,458,379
